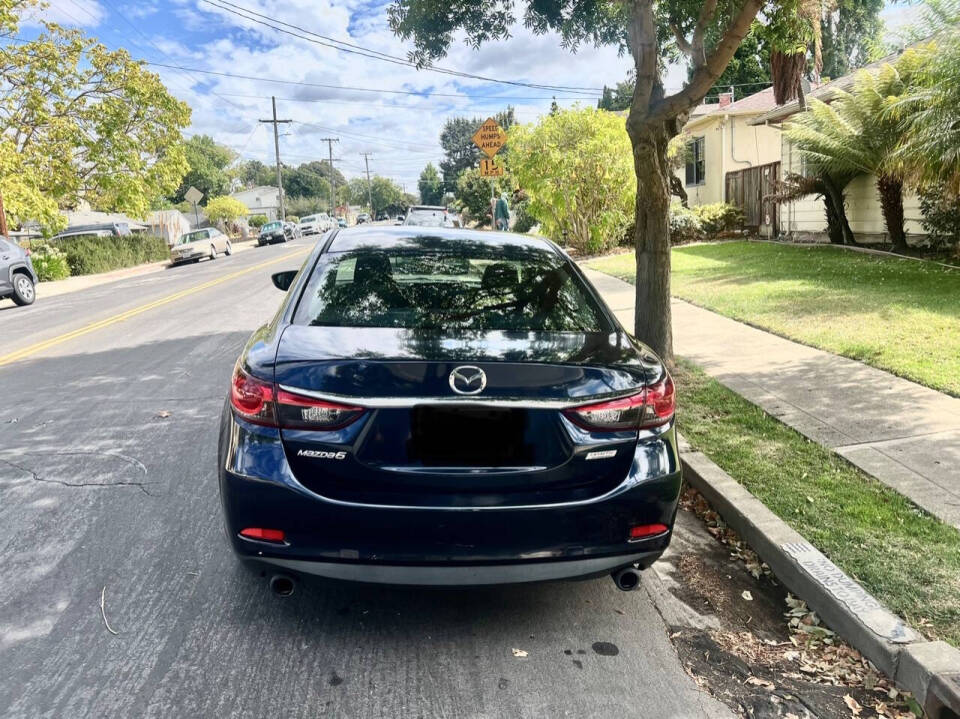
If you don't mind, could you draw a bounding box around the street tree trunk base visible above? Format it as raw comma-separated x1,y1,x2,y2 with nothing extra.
626,114,677,366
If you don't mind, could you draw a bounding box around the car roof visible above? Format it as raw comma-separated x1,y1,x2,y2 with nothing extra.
327,226,554,254
409,205,446,211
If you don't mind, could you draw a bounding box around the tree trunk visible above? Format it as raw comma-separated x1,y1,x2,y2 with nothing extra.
822,193,844,245
877,174,907,253
626,117,676,365
822,175,857,246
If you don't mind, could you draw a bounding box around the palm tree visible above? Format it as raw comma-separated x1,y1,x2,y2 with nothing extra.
894,25,960,196
785,53,925,253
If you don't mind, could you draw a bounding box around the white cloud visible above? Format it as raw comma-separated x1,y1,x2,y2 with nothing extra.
47,0,674,191
23,0,106,27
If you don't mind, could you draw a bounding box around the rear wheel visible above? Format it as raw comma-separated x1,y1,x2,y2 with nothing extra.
11,272,35,306
224,241,233,256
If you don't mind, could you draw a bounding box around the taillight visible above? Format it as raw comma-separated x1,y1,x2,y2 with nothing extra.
230,365,276,426
275,389,364,430
564,375,675,431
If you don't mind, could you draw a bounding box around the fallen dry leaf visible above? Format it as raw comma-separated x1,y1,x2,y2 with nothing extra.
511,648,528,658
843,694,863,716
741,590,753,601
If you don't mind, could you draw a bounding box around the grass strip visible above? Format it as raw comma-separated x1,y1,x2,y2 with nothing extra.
587,242,960,395
673,360,960,647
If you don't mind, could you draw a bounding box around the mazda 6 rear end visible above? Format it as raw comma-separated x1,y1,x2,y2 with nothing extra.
217,227,681,591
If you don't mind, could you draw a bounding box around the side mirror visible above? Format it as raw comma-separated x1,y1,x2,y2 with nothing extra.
271,270,297,292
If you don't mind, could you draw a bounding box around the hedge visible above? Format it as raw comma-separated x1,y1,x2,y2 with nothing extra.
51,234,169,276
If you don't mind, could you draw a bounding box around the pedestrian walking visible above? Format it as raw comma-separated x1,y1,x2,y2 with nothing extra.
494,193,510,231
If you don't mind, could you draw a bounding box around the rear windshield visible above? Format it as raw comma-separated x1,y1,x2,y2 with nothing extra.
294,246,609,332
405,209,446,227
179,230,208,243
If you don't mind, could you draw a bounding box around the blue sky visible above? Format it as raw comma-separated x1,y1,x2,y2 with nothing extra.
20,0,916,193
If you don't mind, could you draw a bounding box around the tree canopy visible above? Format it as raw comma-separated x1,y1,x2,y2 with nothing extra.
0,2,190,231
173,135,235,205
418,163,444,204
205,196,249,225
509,107,635,253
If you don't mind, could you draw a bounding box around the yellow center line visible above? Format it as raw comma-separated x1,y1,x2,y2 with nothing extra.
0,248,310,368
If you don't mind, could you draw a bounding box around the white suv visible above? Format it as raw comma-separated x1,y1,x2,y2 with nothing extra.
298,213,333,236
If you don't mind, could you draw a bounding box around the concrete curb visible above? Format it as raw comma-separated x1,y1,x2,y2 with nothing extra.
678,439,960,717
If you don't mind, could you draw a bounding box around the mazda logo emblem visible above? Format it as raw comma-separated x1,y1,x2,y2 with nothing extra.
449,366,487,395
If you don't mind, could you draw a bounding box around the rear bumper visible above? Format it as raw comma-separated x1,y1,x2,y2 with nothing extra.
218,408,682,585
246,551,660,585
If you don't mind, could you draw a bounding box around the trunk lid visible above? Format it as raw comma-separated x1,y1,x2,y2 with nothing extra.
275,326,648,507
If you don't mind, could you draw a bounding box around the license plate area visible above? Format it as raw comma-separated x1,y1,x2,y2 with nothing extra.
408,406,533,467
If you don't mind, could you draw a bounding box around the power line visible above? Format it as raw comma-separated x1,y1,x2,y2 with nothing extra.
198,0,603,95
143,61,600,100
95,0,247,111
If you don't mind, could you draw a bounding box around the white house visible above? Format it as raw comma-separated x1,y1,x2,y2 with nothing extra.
749,44,930,244
230,185,281,221
671,87,798,236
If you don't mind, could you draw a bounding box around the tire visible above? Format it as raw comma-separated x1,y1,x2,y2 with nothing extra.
209,246,217,261
224,241,233,256
11,273,35,306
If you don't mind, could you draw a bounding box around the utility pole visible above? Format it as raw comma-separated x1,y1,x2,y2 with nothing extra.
259,97,291,221
361,152,374,217
320,137,339,214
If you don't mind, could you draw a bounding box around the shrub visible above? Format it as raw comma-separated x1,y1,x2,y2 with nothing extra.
27,241,71,281
690,202,744,236
248,214,268,228
286,215,299,224
670,202,705,244
919,186,960,251
53,234,169,276
512,200,538,233
508,107,634,254
205,196,249,225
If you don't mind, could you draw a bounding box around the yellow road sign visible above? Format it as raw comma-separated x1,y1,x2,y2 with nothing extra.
472,118,506,158
479,158,504,177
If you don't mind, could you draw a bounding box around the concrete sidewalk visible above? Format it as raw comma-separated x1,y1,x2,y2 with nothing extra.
583,267,960,530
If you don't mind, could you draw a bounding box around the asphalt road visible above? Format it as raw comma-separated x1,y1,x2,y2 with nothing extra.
0,237,733,718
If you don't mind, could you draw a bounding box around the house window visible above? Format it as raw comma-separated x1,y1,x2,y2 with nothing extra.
685,136,706,186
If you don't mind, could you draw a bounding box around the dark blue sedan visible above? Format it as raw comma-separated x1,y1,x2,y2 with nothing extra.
218,227,680,596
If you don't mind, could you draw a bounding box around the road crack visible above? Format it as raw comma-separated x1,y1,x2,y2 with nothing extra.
0,457,157,496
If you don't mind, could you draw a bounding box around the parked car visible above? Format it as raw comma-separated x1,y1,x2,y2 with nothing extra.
219,226,678,595
376,212,389,222
393,215,404,225
355,213,370,224
337,218,348,228
51,222,132,240
0,237,38,306
170,227,232,265
404,205,454,228
299,214,333,236
258,220,291,245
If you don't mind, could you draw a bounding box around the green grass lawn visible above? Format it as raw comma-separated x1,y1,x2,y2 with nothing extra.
674,360,960,646
588,242,960,396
